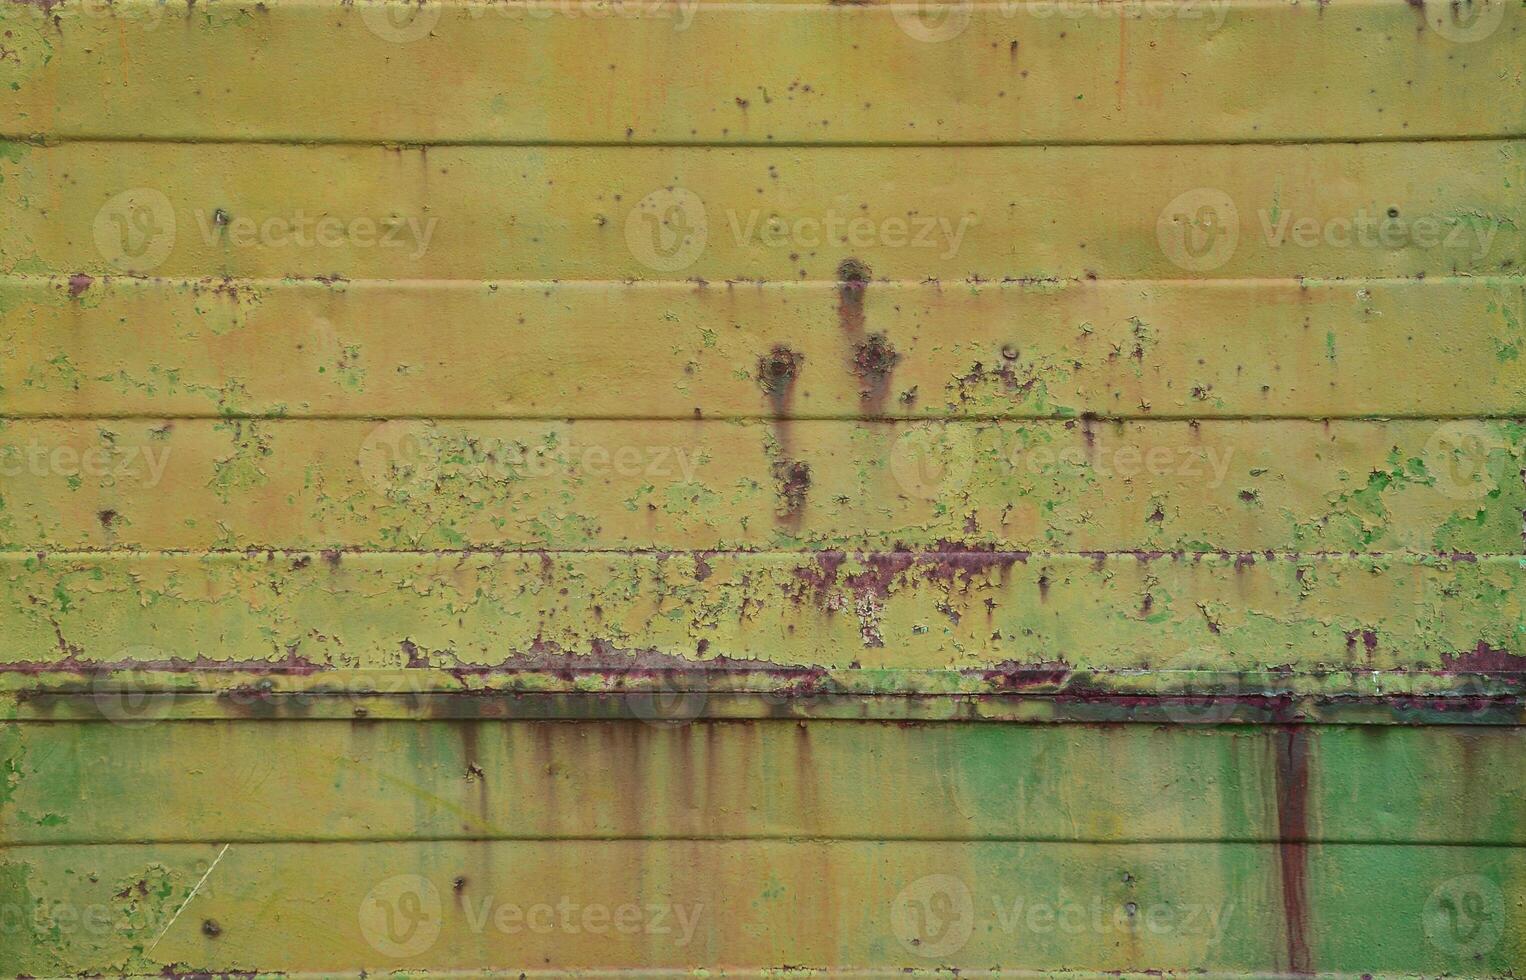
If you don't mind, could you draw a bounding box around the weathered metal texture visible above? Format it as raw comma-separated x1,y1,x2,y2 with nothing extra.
1,141,1520,281
2,720,1526,975
1,419,1522,550
3,552,1523,672
7,721,1526,844
6,277,1526,419
2,0,1525,975
0,0,1521,143
5,834,1521,974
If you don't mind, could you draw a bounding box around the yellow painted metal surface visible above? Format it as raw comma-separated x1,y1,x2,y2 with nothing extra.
2,0,1522,144
1,0,1524,975
5,277,1525,418
2,141,1520,281
1,419,1522,550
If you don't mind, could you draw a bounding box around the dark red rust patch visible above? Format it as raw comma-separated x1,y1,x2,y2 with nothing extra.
837,257,871,286
921,542,1028,592
978,660,1072,690
1273,727,1314,975
844,550,918,600
786,547,1033,612
772,458,812,521
757,345,803,414
1344,629,1379,658
428,641,830,686
851,332,901,410
400,639,430,668
953,358,1036,405
788,550,848,605
836,258,870,338
67,273,93,297
1441,640,1526,674
1,651,328,677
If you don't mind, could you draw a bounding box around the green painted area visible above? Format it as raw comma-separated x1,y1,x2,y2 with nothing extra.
0,0,1522,975
1,720,1523,974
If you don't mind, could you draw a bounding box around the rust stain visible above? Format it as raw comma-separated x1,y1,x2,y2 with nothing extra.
835,257,870,340
772,458,812,524
1440,640,1526,674
757,344,803,416
850,332,901,413
1273,726,1313,975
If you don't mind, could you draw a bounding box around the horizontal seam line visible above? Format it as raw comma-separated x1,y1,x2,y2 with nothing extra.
3,413,1525,421
4,273,1524,287
2,548,1521,557
5,133,1524,148
0,836,1521,848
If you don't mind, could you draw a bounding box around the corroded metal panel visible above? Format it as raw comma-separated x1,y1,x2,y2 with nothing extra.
2,141,1520,281
3,553,1522,674
2,721,1525,975
1,0,1521,143
1,420,1522,551
0,0,1523,975
6,277,1525,419
7,721,1526,845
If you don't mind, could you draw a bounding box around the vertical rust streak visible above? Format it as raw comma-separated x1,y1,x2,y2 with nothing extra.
836,276,866,341
1273,727,1313,975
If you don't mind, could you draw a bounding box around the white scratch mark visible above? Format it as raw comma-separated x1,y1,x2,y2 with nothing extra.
147,843,229,955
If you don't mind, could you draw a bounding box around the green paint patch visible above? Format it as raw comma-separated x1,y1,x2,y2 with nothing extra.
1492,298,1522,363
206,420,273,503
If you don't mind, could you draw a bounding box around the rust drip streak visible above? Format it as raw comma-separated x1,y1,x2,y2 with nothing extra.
1273,727,1313,975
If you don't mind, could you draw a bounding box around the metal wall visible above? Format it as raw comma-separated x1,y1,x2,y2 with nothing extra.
1,0,1522,974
